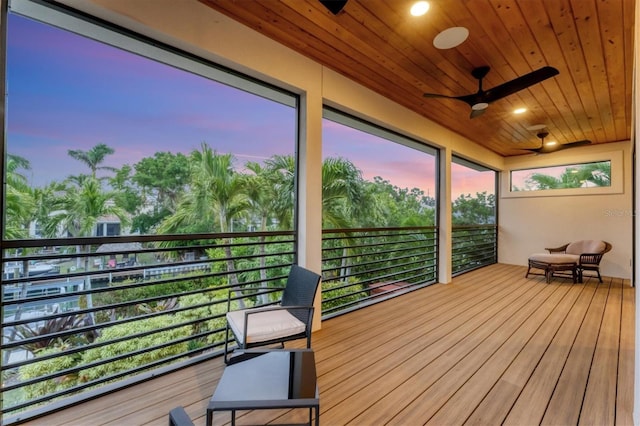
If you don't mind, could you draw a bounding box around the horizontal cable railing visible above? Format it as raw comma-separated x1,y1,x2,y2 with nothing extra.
1,231,295,421
452,225,498,275
321,226,438,318
2,225,488,421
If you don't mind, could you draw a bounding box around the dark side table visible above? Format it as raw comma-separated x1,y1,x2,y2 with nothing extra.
206,349,319,426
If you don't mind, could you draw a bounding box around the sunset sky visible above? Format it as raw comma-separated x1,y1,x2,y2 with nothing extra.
6,13,493,200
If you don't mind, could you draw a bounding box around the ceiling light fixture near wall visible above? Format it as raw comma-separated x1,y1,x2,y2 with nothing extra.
514,107,527,114
524,131,591,154
410,1,430,16
433,27,469,49
526,123,547,131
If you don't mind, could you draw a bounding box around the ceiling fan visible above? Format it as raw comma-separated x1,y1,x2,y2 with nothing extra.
525,130,591,154
423,66,559,118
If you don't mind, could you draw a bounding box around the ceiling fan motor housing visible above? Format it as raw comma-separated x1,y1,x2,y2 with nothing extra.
537,131,549,139
471,66,490,80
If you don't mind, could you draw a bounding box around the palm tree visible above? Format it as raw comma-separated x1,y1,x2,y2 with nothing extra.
244,161,291,304
44,177,129,321
30,181,67,237
62,141,123,266
321,157,367,283
525,162,612,190
525,173,563,190
571,162,611,187
263,154,296,229
159,143,249,305
67,143,116,178
45,178,128,237
4,154,35,240
245,162,274,301
322,157,364,229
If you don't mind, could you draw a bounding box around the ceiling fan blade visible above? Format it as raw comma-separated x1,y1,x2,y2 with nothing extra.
482,66,559,103
423,92,461,100
424,66,558,119
424,92,486,118
527,139,591,154
560,139,591,149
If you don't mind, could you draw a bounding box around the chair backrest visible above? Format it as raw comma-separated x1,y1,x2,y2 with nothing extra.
281,265,321,322
168,406,194,426
566,240,607,255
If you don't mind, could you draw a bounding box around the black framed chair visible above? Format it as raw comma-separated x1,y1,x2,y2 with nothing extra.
168,406,194,426
224,264,321,364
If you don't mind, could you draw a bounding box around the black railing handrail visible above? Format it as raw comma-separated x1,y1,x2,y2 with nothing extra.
451,224,496,229
1,232,296,264
322,226,437,234
2,230,296,249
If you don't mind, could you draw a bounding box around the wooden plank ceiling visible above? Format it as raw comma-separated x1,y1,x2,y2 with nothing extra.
200,0,633,157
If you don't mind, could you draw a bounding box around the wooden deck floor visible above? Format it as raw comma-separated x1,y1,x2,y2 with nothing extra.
21,264,634,426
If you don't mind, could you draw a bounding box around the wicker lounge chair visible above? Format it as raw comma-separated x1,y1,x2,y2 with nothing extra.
223,264,321,364
526,240,611,283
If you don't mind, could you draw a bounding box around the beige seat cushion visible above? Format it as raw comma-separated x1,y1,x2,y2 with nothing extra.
566,240,606,255
529,253,579,264
227,306,305,344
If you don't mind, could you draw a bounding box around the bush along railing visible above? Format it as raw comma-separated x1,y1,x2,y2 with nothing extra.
451,225,497,275
1,231,295,421
321,226,438,318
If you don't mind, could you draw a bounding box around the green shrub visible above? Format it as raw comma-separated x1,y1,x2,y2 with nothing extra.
19,346,80,400
176,290,231,345
93,275,221,322
322,278,366,311
13,284,259,405
78,315,190,382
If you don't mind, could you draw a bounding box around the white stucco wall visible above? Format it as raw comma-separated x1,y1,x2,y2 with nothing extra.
499,141,633,279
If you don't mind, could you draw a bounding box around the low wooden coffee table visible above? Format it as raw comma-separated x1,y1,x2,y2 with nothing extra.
207,349,319,426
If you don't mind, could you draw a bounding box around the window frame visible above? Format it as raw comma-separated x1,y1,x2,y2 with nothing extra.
2,1,303,421
323,106,438,158
5,0,300,242
8,0,296,108
502,150,623,198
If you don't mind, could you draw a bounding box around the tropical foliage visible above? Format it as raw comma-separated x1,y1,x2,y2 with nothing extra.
3,141,497,413
511,161,611,191
4,142,498,240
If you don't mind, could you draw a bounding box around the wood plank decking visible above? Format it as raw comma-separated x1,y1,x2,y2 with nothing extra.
20,264,634,425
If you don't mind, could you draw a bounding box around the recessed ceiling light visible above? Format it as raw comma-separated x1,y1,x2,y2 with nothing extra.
410,1,430,16
433,27,469,49
514,107,527,114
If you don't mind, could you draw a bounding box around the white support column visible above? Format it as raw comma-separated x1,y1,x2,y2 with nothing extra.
297,88,323,330
438,147,452,284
